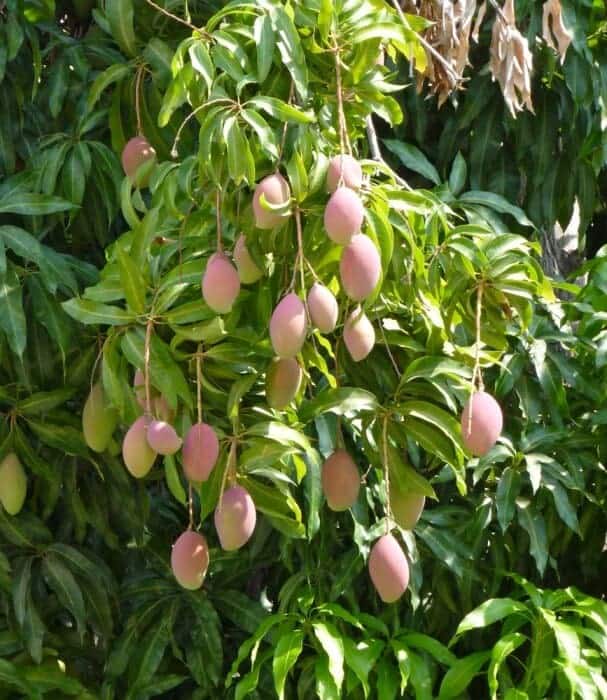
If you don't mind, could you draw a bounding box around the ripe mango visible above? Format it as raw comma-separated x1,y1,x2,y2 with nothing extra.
214,485,256,551
122,417,157,478
460,391,503,456
266,357,302,409
324,187,364,245
82,382,118,453
121,136,156,188
321,450,360,511
269,293,307,358
339,233,381,301
343,308,375,362
234,235,263,284
0,453,27,516
182,422,219,482
252,173,291,229
146,420,182,456
307,283,338,334
202,252,240,314
368,533,409,603
326,154,362,192
171,530,209,590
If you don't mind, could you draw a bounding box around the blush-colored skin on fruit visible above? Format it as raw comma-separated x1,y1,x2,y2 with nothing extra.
82,382,118,453
171,530,209,590
146,420,182,456
460,391,503,457
368,533,410,603
214,486,256,551
234,234,263,284
339,233,381,301
122,417,157,478
324,187,365,245
326,154,363,192
390,485,425,531
182,422,219,482
202,252,241,314
266,357,302,409
307,283,338,334
252,173,291,229
343,308,375,362
0,453,27,516
121,136,156,187
321,450,360,511
269,293,307,358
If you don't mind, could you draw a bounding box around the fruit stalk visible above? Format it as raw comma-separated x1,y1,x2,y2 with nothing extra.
134,64,145,136
382,413,393,535
333,38,351,155
469,280,485,435
215,189,223,252
144,316,154,420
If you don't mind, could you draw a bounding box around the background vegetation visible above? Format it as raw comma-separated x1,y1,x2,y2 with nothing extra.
0,0,605,698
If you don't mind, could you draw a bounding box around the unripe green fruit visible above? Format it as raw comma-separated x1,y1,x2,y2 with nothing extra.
146,420,182,456
214,485,256,551
390,483,425,530
122,417,157,478
82,382,118,453
0,453,27,516
307,283,338,334
171,530,209,590
234,235,263,284
321,450,360,511
340,233,381,301
202,252,241,314
252,173,291,229
343,308,375,362
266,357,302,409
460,391,503,456
324,187,364,245
121,136,156,188
327,154,363,192
182,422,219,482
269,293,307,358
369,533,409,603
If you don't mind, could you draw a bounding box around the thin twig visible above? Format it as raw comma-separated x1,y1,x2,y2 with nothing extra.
144,317,154,420
216,189,223,252
276,81,295,169
365,115,411,190
382,414,393,535
196,344,203,424
188,482,194,529
389,0,461,87
143,0,201,33
134,64,145,137
333,39,351,156
376,311,401,379
468,280,485,434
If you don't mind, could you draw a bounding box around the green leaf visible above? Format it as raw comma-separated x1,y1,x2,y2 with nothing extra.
87,63,131,111
459,191,535,227
241,109,279,160
131,618,170,688
517,501,548,576
384,140,441,185
117,249,146,314
0,192,76,215
17,388,74,415
246,421,311,453
488,632,527,699
247,96,315,123
62,298,136,325
12,557,33,628
0,263,26,358
438,651,491,699
496,467,521,533
377,654,400,700
343,638,384,698
42,555,86,638
272,628,304,700
106,0,137,57
399,633,457,667
449,152,467,195
300,388,377,422
270,6,308,100
188,42,214,92
455,598,528,637
254,13,275,82
313,622,344,692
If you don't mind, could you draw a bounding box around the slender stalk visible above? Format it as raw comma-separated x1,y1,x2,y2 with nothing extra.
143,0,201,33
144,317,154,420
196,344,203,424
188,483,194,529
134,65,145,136
276,81,295,169
468,280,485,435
333,40,350,156
216,189,223,252
382,414,392,534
